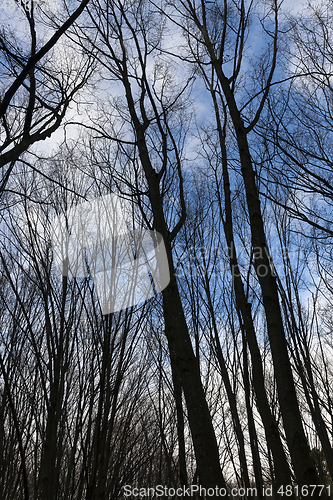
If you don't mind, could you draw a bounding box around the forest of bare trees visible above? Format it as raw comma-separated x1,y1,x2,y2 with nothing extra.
1,0,333,498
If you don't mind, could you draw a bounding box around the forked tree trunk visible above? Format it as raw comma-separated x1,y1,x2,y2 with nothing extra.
211,89,294,493
214,67,318,488
126,97,227,488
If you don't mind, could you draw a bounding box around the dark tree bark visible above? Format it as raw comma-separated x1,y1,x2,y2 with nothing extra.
212,95,294,493
70,0,228,489
179,0,319,488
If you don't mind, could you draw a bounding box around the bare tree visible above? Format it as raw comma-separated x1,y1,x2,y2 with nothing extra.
0,0,93,195
169,0,319,489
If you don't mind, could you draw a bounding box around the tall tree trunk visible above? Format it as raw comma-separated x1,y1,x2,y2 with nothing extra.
39,277,67,500
170,358,188,487
163,268,227,490
211,88,293,492
122,75,227,488
242,334,264,500
280,282,333,482
203,271,251,492
214,66,318,488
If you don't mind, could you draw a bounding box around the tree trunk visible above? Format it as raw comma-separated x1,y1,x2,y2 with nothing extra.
124,76,227,488
215,66,318,488
211,88,293,492
163,269,227,490
170,358,188,487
